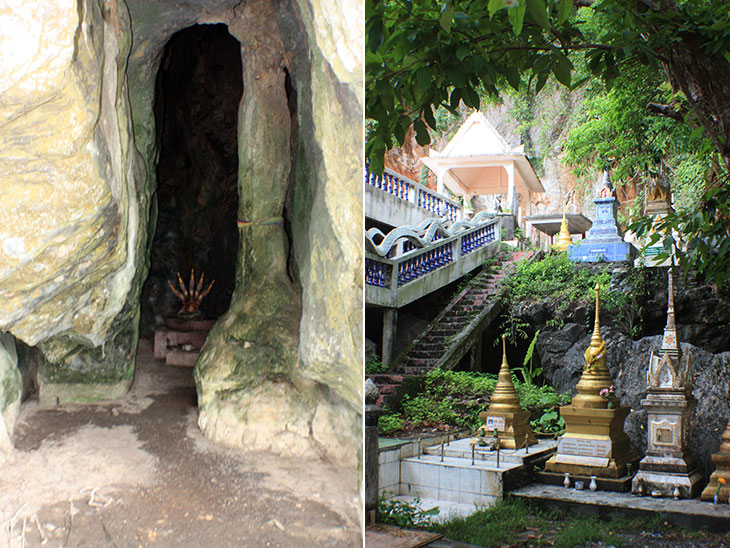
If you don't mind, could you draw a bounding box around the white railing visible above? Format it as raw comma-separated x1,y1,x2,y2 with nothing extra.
365,165,462,222
365,214,501,290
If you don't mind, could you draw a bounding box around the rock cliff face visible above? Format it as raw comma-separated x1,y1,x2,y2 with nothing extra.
0,0,362,462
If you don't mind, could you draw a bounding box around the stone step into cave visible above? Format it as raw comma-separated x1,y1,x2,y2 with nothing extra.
402,366,429,375
165,348,200,367
154,328,209,359
374,386,400,398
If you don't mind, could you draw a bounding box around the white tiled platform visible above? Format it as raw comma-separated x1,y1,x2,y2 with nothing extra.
389,495,487,523
400,454,507,506
379,436,558,507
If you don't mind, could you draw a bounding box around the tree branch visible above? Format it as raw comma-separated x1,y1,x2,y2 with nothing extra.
646,102,684,121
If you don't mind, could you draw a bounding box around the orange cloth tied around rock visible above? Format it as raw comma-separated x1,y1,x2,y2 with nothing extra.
237,217,284,228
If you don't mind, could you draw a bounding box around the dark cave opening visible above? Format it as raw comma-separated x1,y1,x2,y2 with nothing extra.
141,24,243,334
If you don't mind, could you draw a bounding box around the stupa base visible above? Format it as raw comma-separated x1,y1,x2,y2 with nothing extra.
536,470,634,492
633,468,703,499
701,452,730,502
479,409,537,450
543,405,639,479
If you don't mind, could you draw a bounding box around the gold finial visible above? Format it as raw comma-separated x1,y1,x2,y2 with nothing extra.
554,212,572,251
583,283,606,373
591,283,602,345
501,335,508,366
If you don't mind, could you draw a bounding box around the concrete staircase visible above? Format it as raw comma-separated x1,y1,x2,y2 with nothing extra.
368,250,534,408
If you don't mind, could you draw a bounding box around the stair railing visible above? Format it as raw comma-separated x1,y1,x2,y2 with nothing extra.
365,214,501,290
365,165,462,222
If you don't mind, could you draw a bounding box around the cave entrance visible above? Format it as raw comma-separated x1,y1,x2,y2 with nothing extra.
141,24,242,369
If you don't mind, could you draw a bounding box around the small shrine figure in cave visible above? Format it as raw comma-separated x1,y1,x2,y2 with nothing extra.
167,269,215,318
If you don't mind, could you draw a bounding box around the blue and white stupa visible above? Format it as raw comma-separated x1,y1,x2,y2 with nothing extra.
568,172,637,263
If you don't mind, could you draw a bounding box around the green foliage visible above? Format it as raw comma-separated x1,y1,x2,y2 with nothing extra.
630,181,730,285
431,497,534,546
382,368,569,436
553,517,617,548
378,413,405,436
513,329,541,386
430,496,696,547
502,252,611,328
366,354,388,374
378,495,439,528
532,408,565,436
602,266,648,337
672,155,710,212
504,252,648,336
401,392,463,428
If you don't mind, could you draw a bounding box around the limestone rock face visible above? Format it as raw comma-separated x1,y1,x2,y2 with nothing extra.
0,0,148,403
0,334,22,438
0,0,143,345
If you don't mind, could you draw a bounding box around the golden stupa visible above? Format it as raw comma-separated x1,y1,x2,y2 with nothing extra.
478,336,537,450
553,212,572,252
544,284,639,479
702,420,730,501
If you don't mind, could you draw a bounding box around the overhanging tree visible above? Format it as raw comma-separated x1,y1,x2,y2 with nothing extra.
366,0,730,284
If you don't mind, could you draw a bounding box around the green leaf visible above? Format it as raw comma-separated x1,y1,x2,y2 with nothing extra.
526,0,549,29
456,44,471,61
535,70,549,93
416,67,431,97
440,3,455,33
505,65,521,90
552,58,571,86
463,86,480,109
488,0,505,17
414,117,431,146
367,18,384,53
557,0,572,23
508,1,527,35
423,105,437,129
446,67,466,88
533,54,551,73
450,88,462,109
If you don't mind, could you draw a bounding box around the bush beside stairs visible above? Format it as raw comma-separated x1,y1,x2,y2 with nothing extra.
368,250,536,408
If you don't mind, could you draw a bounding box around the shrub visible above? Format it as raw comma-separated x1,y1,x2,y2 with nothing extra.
366,354,388,374
378,413,404,436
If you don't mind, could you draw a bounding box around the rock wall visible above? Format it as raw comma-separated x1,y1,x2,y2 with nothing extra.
0,0,362,464
0,0,148,405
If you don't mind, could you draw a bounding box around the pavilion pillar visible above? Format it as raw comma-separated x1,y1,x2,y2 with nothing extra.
436,168,446,195
506,162,516,215
382,308,398,367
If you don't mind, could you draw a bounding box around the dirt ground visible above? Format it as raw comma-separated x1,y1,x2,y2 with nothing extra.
0,339,361,548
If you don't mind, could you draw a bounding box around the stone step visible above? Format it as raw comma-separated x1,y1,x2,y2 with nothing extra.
366,373,404,384
165,348,199,367
402,366,428,375
376,384,400,395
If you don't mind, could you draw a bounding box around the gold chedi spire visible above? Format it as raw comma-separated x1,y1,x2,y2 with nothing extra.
571,283,616,408
554,212,572,252
480,335,537,449
487,336,522,414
